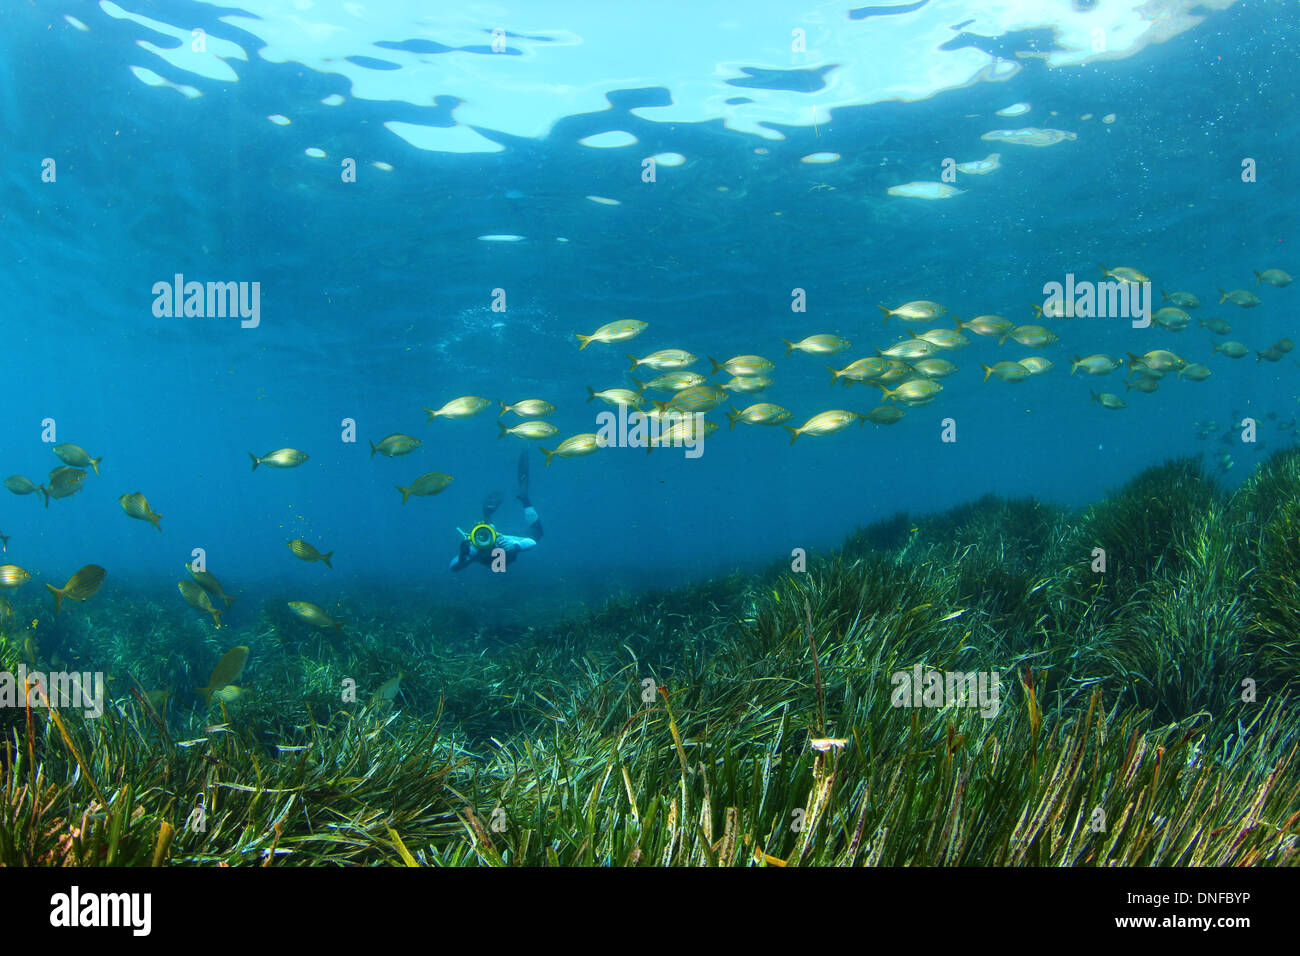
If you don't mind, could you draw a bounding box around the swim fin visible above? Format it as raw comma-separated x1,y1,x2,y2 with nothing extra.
516,450,530,504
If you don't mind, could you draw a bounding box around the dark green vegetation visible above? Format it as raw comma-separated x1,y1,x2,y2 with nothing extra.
1,451,1298,866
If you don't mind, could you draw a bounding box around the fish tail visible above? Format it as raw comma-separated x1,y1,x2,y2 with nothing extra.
211,608,223,629
782,339,795,356
785,426,799,446
1126,352,1141,367
369,441,378,457
46,584,64,615
650,399,668,414
1256,352,1264,362
497,423,509,440
1160,288,1169,301
873,382,894,401
586,386,596,403
1099,264,1109,278
423,408,437,423
1031,303,1043,317
626,354,639,370
321,551,333,569
1090,390,1099,403
952,316,964,330
1218,288,1228,303
876,304,891,323
982,364,993,383
827,365,840,386
1253,271,1262,285
575,333,591,350
151,513,162,532
397,486,411,504
40,485,49,508
540,447,556,467
1213,343,1221,354
1070,355,1080,375
726,407,740,430
91,457,102,476
498,400,509,417
629,377,645,394
709,357,722,376
998,332,1010,345
248,452,260,471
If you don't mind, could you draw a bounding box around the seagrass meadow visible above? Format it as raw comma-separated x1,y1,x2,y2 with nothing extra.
2,447,1299,867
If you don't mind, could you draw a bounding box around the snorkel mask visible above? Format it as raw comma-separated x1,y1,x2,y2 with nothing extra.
468,523,498,550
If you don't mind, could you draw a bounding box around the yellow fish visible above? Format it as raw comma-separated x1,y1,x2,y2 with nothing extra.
725,403,792,429
119,492,162,531
249,448,308,470
499,399,556,418
877,300,945,323
626,349,697,370
197,646,249,703
424,396,491,421
46,564,107,614
53,444,103,475
574,319,647,349
369,434,422,458
288,600,344,631
178,581,222,628
0,565,33,589
498,421,559,441
783,334,850,355
541,433,604,466
785,410,859,444
396,472,454,504
288,539,333,568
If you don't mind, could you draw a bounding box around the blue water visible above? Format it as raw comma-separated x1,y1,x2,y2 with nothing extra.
1,0,1296,624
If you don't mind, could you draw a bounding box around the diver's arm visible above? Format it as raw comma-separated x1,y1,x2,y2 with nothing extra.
449,539,474,571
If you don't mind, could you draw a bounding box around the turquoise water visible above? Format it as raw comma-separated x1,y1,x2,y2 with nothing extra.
2,0,1296,618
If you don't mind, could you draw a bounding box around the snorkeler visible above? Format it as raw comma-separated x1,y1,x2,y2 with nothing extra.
449,450,544,572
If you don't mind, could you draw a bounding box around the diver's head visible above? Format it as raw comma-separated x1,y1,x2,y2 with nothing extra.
468,522,498,550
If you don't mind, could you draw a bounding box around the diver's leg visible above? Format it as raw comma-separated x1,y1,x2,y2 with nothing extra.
516,450,530,503
524,505,542,539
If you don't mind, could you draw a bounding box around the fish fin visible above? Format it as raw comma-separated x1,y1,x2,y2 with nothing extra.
211,608,222,629
40,485,49,508
785,426,799,446
1099,264,1109,278
1160,288,1169,301
827,366,840,386
91,457,102,476
540,447,555,467
321,551,333,569
152,513,162,532
709,357,722,376
952,316,964,330
782,339,795,356
726,407,740,430
396,486,411,504
982,364,993,383
650,399,667,414
1126,352,1140,367
876,304,891,323
1070,355,1080,375
497,423,508,440
423,408,437,423
1031,303,1043,317
626,354,639,371
46,584,64,615
1253,271,1262,285
629,377,645,394
1090,390,1099,403
998,332,1010,345
248,453,260,471
575,333,590,349
586,386,596,403
369,441,378,457
1218,288,1228,303
498,400,509,417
